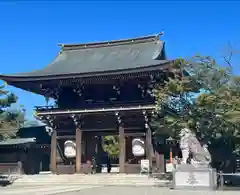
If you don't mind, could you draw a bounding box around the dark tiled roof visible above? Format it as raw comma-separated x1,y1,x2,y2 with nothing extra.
0,34,170,81
0,138,36,146
22,120,46,128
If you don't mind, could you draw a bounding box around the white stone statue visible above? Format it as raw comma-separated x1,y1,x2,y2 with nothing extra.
64,140,76,158
179,128,191,164
179,128,211,165
132,138,145,157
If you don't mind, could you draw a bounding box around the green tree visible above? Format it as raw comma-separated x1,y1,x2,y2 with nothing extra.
152,55,240,145
0,84,25,140
102,136,120,159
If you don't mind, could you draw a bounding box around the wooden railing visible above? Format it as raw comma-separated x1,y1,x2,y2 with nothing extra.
35,100,154,112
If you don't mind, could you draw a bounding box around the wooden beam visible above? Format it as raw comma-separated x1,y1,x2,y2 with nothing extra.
81,127,142,132
36,105,155,116
55,129,76,133
56,131,146,137
124,132,145,137
50,130,57,173
119,126,125,173
75,128,82,173
57,135,76,139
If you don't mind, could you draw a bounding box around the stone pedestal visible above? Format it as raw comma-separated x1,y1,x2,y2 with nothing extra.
172,164,217,190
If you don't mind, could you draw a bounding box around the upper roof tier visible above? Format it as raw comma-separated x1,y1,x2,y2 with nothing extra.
0,33,171,82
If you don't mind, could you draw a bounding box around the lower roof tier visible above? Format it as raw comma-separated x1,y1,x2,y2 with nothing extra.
4,68,170,97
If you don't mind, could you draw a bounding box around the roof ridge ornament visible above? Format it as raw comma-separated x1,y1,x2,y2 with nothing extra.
58,33,163,50
153,32,164,43
157,31,164,37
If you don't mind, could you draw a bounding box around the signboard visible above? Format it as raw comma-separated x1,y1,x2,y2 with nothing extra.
140,159,150,173
166,163,174,172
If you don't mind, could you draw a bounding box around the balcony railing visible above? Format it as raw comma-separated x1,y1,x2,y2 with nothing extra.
35,100,155,113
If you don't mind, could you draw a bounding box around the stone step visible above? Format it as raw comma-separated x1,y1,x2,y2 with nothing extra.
14,179,165,184
12,174,171,187
12,182,170,188
21,173,152,177
14,179,164,184
15,178,159,181
12,182,171,188
16,175,155,181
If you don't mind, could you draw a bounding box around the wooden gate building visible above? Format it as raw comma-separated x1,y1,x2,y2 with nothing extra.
0,33,173,174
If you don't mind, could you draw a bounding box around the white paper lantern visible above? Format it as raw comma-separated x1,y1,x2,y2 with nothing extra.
132,138,145,157
64,140,76,158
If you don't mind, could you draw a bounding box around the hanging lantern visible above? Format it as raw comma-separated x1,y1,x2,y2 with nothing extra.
64,140,76,158
132,138,145,157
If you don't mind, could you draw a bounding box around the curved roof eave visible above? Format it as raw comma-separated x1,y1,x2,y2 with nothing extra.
0,60,173,82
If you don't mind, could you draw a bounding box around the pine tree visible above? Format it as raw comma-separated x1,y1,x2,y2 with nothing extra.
0,84,25,140
102,136,120,159
152,55,240,145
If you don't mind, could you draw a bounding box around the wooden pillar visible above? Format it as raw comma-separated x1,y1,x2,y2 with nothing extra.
146,126,153,172
50,130,57,173
76,128,82,173
156,152,165,173
119,125,125,173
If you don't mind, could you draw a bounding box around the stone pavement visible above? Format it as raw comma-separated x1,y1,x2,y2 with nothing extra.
1,174,240,195
2,185,240,195
53,186,240,195
0,174,169,195
0,184,100,195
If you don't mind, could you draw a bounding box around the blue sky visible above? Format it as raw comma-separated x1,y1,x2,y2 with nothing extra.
0,1,239,119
